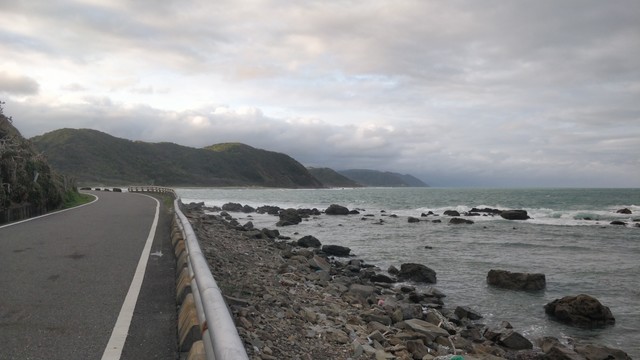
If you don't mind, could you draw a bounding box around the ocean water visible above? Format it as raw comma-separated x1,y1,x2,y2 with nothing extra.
177,187,640,357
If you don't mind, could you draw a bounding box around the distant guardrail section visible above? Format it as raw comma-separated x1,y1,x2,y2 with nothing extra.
128,186,249,360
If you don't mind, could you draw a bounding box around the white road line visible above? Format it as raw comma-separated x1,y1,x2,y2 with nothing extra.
101,195,160,360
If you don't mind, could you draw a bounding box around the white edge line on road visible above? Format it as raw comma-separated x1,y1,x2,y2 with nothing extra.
0,192,99,230
101,194,160,360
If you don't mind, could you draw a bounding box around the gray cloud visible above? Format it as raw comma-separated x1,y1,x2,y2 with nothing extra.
1,0,639,187
0,72,39,95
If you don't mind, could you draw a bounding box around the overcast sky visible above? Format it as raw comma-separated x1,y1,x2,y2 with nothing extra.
1,1,639,187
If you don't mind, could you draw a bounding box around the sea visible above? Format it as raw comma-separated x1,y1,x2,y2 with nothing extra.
176,187,640,357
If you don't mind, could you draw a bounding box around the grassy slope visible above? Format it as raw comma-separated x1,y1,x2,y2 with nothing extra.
32,129,323,188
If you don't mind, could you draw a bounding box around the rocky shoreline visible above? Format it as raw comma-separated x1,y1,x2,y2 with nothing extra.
184,202,632,360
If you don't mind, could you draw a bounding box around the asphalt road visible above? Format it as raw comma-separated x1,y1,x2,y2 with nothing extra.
0,191,177,360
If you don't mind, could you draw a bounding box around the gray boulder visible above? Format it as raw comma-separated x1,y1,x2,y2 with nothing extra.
454,306,483,320
322,244,351,257
574,343,632,360
500,210,530,220
449,217,474,225
498,330,533,350
487,269,546,291
277,208,302,226
222,202,244,212
397,263,437,284
544,294,615,328
370,273,396,283
297,235,322,248
444,210,461,216
325,204,350,215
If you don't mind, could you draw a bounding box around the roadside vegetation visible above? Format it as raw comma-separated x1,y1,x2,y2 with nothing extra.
62,191,94,209
1,101,78,223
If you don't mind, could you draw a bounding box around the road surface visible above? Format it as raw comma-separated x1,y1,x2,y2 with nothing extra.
0,191,177,360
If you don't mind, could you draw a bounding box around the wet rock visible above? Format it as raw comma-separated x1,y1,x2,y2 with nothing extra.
242,221,254,230
500,210,530,220
322,244,351,257
454,306,483,320
309,255,331,272
222,202,244,212
610,221,626,226
397,263,437,284
256,205,281,215
261,228,280,239
297,235,322,248
277,208,302,226
388,265,400,275
544,294,615,328
449,217,474,225
470,207,502,215
616,208,632,214
370,273,396,283
538,337,583,360
486,269,546,291
444,210,461,216
325,204,350,215
407,216,420,223
573,343,632,360
498,329,533,350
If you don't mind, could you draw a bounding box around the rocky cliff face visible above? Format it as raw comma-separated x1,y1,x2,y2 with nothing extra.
0,106,70,221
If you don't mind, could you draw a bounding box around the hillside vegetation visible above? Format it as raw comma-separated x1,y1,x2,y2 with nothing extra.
307,167,362,188
1,104,74,222
31,129,323,188
338,169,428,187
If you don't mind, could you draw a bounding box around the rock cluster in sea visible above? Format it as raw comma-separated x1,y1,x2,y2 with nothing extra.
184,202,632,360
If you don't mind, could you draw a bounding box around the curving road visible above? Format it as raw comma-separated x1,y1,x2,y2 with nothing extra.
0,191,177,360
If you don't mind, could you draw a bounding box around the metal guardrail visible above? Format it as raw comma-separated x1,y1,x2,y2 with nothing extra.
128,186,249,360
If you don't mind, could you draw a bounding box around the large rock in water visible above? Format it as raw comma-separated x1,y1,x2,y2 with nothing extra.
544,294,615,328
222,202,244,212
325,204,350,215
486,269,546,291
397,263,437,284
277,208,302,226
500,210,530,220
322,244,351,257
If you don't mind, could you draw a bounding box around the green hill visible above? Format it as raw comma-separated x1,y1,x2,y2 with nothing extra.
306,167,362,188
31,129,323,188
338,169,428,187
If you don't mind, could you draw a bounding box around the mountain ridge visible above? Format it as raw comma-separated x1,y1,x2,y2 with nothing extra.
338,169,428,187
31,128,322,188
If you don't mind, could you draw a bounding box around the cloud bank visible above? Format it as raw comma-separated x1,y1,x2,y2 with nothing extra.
1,0,639,187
